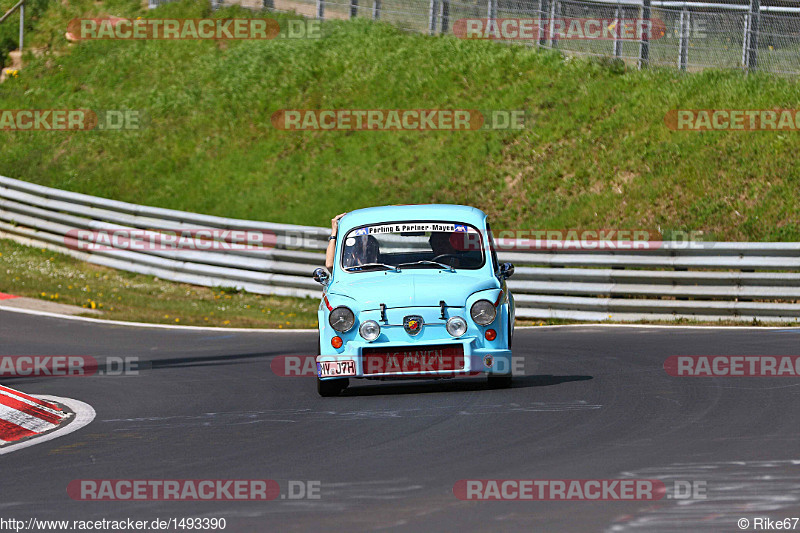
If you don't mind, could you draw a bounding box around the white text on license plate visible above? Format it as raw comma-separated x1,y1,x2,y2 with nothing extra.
318,360,356,378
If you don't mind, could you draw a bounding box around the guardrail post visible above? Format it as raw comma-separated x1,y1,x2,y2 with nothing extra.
538,0,548,47
350,0,358,18
429,0,439,34
638,0,650,68
317,0,325,20
678,8,689,71
440,0,450,33
18,2,23,52
613,5,622,58
746,0,760,71
372,0,380,19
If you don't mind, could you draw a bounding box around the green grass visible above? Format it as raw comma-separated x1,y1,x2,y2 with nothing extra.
0,238,319,327
0,0,798,241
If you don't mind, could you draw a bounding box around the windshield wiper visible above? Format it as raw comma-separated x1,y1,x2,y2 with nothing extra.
397,260,455,272
344,263,401,272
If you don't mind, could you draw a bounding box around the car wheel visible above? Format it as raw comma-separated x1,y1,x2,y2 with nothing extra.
487,374,512,389
318,377,349,397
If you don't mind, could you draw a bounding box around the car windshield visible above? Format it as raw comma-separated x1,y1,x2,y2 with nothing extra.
340,221,485,271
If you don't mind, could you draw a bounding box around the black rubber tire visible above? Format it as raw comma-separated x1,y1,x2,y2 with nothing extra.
487,374,512,389
318,378,349,397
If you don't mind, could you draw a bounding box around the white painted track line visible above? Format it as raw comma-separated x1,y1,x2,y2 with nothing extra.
1,303,796,332
0,305,312,332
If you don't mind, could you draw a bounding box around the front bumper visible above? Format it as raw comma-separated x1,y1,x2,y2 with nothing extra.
317,337,512,379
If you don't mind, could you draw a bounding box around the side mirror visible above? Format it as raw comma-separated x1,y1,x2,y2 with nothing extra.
312,267,330,285
498,262,515,280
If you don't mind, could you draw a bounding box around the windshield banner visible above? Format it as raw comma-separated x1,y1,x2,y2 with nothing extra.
354,223,476,235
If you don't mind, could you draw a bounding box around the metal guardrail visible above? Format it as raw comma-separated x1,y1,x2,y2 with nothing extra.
1,175,799,323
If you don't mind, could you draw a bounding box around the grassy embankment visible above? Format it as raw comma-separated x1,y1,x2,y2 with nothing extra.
0,0,798,326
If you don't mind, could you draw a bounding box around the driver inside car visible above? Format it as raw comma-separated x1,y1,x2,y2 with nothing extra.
343,234,380,268
428,231,462,267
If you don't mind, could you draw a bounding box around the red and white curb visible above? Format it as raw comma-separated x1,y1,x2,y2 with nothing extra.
0,384,71,443
0,385,95,454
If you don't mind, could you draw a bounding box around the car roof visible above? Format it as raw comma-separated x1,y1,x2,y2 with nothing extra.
338,204,487,234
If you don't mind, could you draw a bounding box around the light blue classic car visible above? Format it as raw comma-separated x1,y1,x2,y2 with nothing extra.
312,204,515,396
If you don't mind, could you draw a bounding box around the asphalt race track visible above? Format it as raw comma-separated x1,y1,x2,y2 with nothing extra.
2,309,800,532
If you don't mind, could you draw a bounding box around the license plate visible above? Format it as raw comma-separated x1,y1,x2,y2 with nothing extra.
363,345,465,374
317,360,356,378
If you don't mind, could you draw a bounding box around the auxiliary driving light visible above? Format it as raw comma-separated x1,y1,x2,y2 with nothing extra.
446,316,468,337
359,320,381,341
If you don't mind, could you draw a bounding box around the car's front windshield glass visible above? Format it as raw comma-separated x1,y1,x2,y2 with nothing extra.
340,221,485,272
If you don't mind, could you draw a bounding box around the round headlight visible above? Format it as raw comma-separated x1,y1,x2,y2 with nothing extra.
446,316,468,337
329,306,355,332
470,299,497,326
359,320,381,341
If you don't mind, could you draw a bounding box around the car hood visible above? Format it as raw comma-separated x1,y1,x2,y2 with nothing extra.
328,272,499,310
